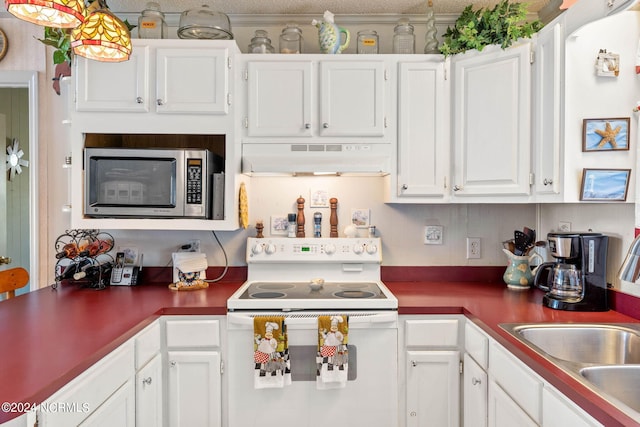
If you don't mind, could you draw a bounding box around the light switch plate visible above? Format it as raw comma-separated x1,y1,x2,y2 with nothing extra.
424,226,444,245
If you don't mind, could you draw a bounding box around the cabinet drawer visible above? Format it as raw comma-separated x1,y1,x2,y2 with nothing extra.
405,318,459,347
165,318,220,348
135,320,161,370
40,340,134,426
465,321,489,370
489,341,542,424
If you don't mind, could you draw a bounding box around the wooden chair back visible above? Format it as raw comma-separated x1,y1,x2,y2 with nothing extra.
0,267,29,299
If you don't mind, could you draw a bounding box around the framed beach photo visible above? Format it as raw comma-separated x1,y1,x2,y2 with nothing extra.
580,168,631,201
582,118,630,151
351,208,371,227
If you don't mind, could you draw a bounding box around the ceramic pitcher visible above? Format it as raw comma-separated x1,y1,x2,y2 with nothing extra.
502,248,543,290
312,10,350,54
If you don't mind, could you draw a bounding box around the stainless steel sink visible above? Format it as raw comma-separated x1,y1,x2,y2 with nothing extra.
500,322,640,423
580,365,640,413
509,323,640,364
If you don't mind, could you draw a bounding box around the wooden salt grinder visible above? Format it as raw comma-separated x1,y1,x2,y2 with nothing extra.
330,198,338,237
296,196,305,237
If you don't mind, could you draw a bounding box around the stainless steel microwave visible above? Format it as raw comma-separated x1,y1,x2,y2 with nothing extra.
84,147,223,219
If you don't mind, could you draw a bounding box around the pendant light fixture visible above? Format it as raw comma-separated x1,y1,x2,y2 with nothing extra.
4,0,85,28
70,0,131,62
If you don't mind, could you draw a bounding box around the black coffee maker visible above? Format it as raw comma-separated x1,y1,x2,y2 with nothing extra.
533,232,609,311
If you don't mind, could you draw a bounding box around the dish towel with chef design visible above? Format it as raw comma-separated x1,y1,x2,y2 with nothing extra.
253,316,291,389
317,315,349,389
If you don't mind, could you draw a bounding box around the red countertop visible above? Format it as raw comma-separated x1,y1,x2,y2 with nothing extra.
1,266,639,425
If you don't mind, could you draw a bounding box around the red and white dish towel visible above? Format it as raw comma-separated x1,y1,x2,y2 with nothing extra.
316,315,349,389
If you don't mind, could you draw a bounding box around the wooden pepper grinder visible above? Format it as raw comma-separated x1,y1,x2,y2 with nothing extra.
255,220,264,238
296,196,305,237
330,197,338,237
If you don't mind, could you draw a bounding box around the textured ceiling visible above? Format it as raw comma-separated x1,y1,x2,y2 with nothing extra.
106,0,552,15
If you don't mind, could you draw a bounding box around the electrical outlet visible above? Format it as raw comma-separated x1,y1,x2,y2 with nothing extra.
559,221,571,232
466,237,481,259
178,240,200,252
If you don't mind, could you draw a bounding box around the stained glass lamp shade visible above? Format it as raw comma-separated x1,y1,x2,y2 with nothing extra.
5,0,85,28
70,4,131,62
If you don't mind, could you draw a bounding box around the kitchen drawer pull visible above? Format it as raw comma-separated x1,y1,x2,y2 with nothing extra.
156,99,164,106
136,97,143,104
142,377,152,385
472,377,482,385
453,185,461,191
304,123,311,129
402,184,408,190
323,123,329,129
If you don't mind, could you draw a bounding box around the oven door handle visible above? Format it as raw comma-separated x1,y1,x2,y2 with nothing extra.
227,312,397,328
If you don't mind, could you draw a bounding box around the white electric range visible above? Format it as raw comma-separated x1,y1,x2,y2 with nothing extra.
226,237,398,427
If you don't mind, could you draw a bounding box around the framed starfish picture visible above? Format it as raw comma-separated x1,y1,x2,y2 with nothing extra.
582,118,630,151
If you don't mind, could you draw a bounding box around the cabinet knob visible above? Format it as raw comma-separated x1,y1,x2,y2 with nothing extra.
156,99,164,106
170,361,176,367
472,377,482,385
304,123,311,129
142,377,152,386
543,178,553,186
401,184,408,190
136,97,143,104
453,185,461,192
323,123,329,129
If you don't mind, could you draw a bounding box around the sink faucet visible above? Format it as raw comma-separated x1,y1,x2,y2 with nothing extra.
619,234,640,283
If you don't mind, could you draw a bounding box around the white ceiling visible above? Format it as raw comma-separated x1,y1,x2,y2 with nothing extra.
106,0,553,16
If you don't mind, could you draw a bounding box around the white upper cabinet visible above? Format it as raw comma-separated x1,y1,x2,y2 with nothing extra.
532,21,564,198
388,58,449,201
451,43,533,199
243,57,389,140
75,40,231,115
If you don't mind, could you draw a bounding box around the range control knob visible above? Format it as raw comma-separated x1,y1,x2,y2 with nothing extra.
366,244,378,255
353,243,365,255
324,243,336,255
251,243,264,255
264,243,277,255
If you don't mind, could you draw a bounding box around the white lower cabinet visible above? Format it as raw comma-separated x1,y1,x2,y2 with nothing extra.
164,316,223,427
464,320,603,427
400,316,463,427
136,353,163,427
78,379,135,427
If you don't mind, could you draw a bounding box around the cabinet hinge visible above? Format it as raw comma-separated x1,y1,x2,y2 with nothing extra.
243,68,248,81
459,360,464,374
243,117,249,128
530,50,535,64
220,359,225,374
384,117,388,128
444,176,447,189
227,93,232,106
529,173,535,185
384,69,390,81
227,56,232,69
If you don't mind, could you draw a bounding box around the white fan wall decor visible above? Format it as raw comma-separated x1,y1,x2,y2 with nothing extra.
6,138,29,181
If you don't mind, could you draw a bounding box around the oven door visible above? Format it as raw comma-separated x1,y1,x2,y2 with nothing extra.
227,311,398,427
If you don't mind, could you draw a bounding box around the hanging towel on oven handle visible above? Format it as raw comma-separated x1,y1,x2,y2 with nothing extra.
317,315,349,389
253,316,291,389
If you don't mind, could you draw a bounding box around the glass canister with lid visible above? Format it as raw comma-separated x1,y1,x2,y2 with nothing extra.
248,30,275,53
393,19,415,54
279,24,303,54
138,2,167,39
357,30,379,54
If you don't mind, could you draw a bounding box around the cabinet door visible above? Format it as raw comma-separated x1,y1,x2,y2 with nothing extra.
452,43,532,197
78,380,135,427
406,350,460,427
464,353,487,427
75,46,150,112
397,60,448,198
488,381,537,427
246,60,313,136
320,61,386,137
167,351,221,427
533,22,563,196
156,48,229,114
136,353,162,427
542,387,603,427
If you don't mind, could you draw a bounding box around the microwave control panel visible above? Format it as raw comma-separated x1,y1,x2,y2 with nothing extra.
186,158,203,205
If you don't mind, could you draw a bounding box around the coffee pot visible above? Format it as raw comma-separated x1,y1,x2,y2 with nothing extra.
533,232,608,311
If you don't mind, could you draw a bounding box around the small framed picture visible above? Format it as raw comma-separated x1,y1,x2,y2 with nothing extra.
582,118,630,151
351,208,370,227
270,215,289,235
310,187,329,208
424,226,444,245
580,168,631,201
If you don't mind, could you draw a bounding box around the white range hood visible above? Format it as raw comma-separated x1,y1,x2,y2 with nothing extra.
242,142,391,176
